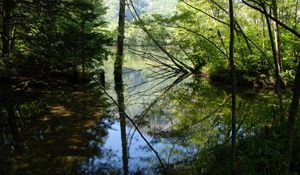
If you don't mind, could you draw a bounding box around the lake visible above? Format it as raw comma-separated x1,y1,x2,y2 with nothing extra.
0,47,282,175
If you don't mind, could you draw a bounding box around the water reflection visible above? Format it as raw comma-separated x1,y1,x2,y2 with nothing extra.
0,48,284,174
114,55,129,175
81,49,198,174
0,81,110,174
81,48,282,174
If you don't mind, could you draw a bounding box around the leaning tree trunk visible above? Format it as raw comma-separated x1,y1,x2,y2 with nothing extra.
272,0,283,72
229,0,237,174
281,61,300,175
114,0,128,174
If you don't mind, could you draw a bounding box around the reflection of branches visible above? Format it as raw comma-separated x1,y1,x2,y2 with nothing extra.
169,95,231,135
131,73,191,127
127,127,137,155
93,72,191,171
125,66,185,103
128,47,180,72
95,79,166,171
148,71,178,81
125,72,179,102
167,138,180,165
128,47,170,61
122,66,142,74
126,74,191,164
191,124,253,163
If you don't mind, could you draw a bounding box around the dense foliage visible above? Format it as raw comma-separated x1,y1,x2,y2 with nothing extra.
127,0,300,85
0,0,111,78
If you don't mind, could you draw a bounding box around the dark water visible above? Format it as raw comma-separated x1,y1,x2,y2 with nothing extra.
0,48,282,174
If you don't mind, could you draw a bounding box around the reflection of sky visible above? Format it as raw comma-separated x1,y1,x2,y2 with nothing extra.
81,121,198,174
103,50,181,117
81,50,198,174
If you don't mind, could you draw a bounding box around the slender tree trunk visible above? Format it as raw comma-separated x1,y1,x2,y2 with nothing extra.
293,0,299,63
281,61,300,175
81,11,85,80
115,0,125,65
114,0,128,174
272,0,283,72
262,14,266,51
72,50,78,82
10,24,16,51
81,57,85,80
229,0,237,174
264,4,285,122
114,74,128,175
7,104,22,154
2,0,11,62
10,1,20,51
3,79,22,155
82,52,85,80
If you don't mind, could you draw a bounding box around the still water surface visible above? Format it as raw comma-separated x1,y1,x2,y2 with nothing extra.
0,48,280,175
80,49,199,174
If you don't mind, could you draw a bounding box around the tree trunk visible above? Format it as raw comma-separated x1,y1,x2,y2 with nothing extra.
281,61,300,175
264,4,285,122
293,0,299,63
115,0,125,65
229,0,237,174
81,50,85,80
114,0,128,174
2,0,11,62
10,1,21,51
272,0,283,72
262,14,266,51
81,11,85,80
7,104,22,155
10,23,16,51
114,74,128,175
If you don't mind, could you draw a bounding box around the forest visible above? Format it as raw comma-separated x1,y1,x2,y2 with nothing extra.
0,0,300,175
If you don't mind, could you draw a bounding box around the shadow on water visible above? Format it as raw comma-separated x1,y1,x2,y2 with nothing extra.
0,80,111,174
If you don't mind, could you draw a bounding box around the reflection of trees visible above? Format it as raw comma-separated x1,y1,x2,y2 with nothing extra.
144,78,284,171
0,80,112,174
100,46,289,173
100,65,190,173
0,81,29,173
114,64,129,175
81,119,121,175
103,49,287,173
